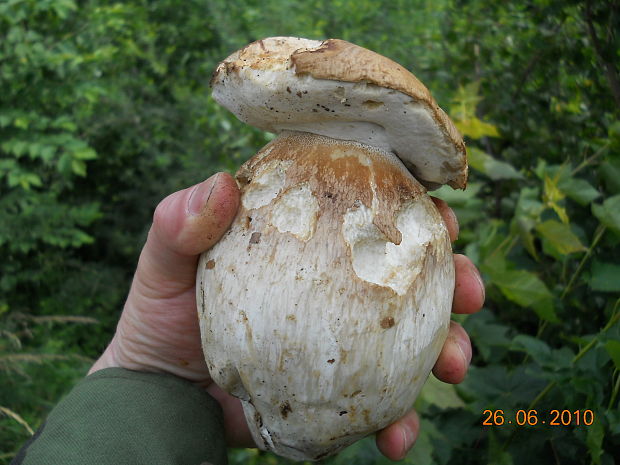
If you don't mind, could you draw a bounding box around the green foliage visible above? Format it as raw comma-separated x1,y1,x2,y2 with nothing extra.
1,0,619,464
0,0,264,458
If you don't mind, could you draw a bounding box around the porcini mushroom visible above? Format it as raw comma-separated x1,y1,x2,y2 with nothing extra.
197,37,467,461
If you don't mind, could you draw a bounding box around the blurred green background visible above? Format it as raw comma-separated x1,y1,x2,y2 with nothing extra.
1,0,619,463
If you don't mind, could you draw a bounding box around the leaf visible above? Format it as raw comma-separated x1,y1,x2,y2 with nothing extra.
7,171,42,190
57,152,73,176
511,336,574,371
605,340,620,370
432,182,483,206
455,117,500,139
73,147,97,160
586,417,605,465
431,182,486,226
70,229,95,246
488,428,514,465
535,220,587,255
14,116,29,129
482,258,558,322
71,159,86,177
540,163,601,205
0,159,17,177
23,173,42,189
450,81,500,140
557,176,601,206
51,0,77,19
609,120,620,145
543,174,569,223
450,81,483,121
599,156,620,194
52,116,77,132
464,311,512,361
2,139,28,158
459,365,546,409
607,410,620,437
589,261,620,292
514,215,539,261
418,374,465,409
27,142,43,159
468,147,523,180
592,195,620,235
513,186,545,218
39,145,56,161
510,335,552,366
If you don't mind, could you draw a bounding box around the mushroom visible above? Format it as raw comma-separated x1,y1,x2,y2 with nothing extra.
197,37,467,461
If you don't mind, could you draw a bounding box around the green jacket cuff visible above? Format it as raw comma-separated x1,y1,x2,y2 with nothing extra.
12,367,228,465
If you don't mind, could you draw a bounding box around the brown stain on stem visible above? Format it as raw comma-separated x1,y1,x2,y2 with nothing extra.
280,401,292,419
237,132,426,246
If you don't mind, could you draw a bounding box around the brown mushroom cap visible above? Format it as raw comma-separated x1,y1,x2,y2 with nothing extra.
211,36,467,190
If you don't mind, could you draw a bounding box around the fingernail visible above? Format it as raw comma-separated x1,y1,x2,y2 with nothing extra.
456,333,473,365
400,423,416,459
472,264,485,303
188,174,220,216
448,207,459,240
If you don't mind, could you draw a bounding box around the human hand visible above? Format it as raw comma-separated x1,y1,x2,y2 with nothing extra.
89,172,248,442
375,197,485,460
89,173,484,460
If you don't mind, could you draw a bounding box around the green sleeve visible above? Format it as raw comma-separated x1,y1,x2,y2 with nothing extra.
12,368,228,465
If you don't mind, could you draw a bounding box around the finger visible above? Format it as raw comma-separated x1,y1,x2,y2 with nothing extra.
431,197,459,242
135,172,240,296
375,410,420,461
453,254,485,314
206,384,255,448
432,321,472,384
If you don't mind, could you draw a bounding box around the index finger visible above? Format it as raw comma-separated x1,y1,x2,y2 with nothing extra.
431,197,459,242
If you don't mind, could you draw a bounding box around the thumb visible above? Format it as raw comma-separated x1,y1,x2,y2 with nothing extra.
134,172,240,298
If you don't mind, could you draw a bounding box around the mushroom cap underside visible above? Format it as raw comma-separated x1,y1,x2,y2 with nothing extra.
211,36,467,189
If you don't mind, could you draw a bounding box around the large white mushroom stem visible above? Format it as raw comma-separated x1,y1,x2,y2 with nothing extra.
198,129,454,461
198,36,468,461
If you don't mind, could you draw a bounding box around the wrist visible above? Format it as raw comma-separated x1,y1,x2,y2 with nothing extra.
88,333,212,385
88,338,121,375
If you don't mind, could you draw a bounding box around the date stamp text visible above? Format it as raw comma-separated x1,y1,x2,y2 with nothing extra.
482,409,595,426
